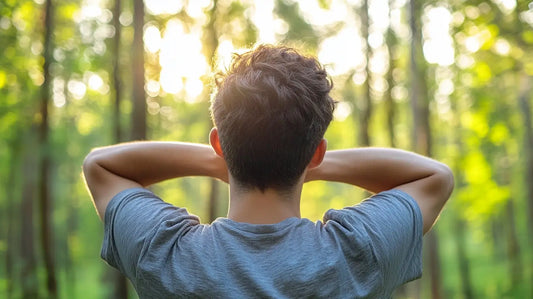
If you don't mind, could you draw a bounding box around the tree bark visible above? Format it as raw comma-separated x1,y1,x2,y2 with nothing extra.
131,0,146,140
505,199,522,286
204,0,221,223
4,137,21,299
358,0,372,147
450,93,474,299
208,180,220,222
409,0,442,297
59,71,82,299
38,0,58,296
454,218,473,299
20,132,38,299
105,0,129,298
384,0,396,147
409,0,431,155
518,73,533,297
113,0,123,142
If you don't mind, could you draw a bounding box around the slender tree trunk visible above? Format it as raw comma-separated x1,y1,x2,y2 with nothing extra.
5,137,21,299
490,215,506,260
409,0,430,155
108,1,129,297
495,149,523,288
505,199,522,286
204,0,221,223
384,0,396,148
518,73,533,297
424,231,442,299
208,180,220,222
131,0,146,140
60,75,77,299
20,132,39,299
409,0,442,298
38,0,58,296
450,96,474,299
454,218,474,299
358,0,372,147
113,0,123,142
64,174,78,298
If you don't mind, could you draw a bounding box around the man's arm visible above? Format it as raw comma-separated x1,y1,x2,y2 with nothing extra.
82,142,228,220
306,148,454,234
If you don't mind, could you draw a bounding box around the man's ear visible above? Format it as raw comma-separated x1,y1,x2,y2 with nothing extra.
209,128,224,157
308,139,327,169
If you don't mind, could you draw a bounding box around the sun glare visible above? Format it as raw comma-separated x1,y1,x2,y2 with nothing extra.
145,0,183,15
158,20,208,99
319,27,364,76
253,1,275,43
144,25,162,53
423,7,454,66
215,39,236,71
71,0,457,103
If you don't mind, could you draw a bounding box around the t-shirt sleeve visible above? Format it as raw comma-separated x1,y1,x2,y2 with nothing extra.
324,189,423,288
101,188,199,281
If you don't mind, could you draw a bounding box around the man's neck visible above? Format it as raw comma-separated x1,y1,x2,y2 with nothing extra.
227,182,303,225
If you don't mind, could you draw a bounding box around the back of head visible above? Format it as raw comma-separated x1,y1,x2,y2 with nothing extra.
211,44,335,192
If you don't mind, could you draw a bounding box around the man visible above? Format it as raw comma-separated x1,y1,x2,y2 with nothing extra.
83,45,454,298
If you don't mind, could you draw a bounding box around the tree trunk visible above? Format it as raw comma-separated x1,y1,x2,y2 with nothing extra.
20,133,38,299
113,0,123,142
107,268,128,299
204,0,221,223
4,137,21,299
131,0,146,140
518,73,533,297
505,199,522,286
454,218,474,299
38,0,58,296
409,0,442,297
495,147,523,288
409,0,431,155
59,74,79,299
424,231,442,299
106,0,129,298
384,0,396,147
450,98,474,299
208,180,220,222
358,0,372,147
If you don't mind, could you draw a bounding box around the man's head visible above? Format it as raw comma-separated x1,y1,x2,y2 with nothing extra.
210,44,335,192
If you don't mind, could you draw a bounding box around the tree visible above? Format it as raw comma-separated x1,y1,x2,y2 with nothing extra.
384,0,397,147
4,137,21,299
518,74,533,297
358,0,372,147
20,133,39,298
409,0,442,297
203,0,221,223
131,0,146,140
112,0,123,142
107,0,129,297
38,0,58,296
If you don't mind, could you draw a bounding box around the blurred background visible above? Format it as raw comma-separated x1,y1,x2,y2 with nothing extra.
1,0,533,298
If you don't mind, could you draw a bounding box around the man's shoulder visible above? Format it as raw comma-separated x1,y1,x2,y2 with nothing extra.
323,189,418,223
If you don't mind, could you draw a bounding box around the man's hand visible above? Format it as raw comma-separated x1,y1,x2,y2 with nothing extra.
305,148,454,234
83,142,228,221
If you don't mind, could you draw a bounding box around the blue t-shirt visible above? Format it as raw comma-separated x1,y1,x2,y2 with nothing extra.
102,188,422,298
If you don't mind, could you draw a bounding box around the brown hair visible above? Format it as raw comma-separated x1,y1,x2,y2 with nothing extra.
210,45,335,192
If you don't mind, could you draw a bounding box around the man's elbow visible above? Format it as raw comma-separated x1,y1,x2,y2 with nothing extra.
83,150,96,174
82,148,105,183
435,162,454,202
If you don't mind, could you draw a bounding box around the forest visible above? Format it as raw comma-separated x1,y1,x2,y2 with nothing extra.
1,0,532,298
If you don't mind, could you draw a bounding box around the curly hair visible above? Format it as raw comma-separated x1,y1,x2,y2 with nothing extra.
210,45,335,192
